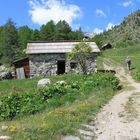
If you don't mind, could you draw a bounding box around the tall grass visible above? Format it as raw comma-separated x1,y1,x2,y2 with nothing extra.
0,78,40,95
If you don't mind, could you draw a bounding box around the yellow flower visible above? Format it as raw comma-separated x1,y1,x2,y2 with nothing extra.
8,124,17,132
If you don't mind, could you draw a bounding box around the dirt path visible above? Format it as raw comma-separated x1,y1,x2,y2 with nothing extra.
79,59,140,140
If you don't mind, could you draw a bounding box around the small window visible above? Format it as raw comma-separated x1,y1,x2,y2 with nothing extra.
70,62,77,69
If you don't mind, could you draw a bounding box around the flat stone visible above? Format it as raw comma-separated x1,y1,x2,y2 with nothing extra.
61,135,80,140
79,129,94,136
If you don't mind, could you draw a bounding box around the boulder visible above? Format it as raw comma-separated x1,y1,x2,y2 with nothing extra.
0,65,6,71
0,65,13,80
37,78,51,88
0,71,12,80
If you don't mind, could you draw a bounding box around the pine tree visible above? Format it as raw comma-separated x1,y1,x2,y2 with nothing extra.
55,20,72,40
40,20,55,41
18,25,32,49
32,29,40,41
0,19,19,65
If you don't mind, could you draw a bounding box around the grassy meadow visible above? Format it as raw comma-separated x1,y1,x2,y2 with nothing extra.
0,78,40,96
101,44,140,70
0,73,119,139
97,44,140,81
0,43,139,139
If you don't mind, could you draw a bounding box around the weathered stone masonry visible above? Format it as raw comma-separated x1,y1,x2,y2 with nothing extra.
26,42,100,77
29,53,97,77
29,53,65,76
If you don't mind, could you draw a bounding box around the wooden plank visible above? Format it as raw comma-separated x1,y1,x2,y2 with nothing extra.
16,67,25,79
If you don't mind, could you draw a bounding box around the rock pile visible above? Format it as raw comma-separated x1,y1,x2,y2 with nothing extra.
0,65,13,80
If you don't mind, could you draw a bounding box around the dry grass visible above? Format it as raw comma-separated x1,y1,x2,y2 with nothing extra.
119,93,139,122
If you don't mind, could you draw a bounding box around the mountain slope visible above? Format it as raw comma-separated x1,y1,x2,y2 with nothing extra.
93,9,140,48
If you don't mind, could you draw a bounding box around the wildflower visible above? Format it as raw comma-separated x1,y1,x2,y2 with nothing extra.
8,125,17,132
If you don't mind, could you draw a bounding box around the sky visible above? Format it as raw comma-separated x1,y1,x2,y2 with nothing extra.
0,0,140,34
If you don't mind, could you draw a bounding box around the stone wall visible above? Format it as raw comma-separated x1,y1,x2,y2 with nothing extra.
29,53,97,77
29,53,66,77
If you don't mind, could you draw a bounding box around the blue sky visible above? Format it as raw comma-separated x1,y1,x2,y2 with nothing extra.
0,0,140,34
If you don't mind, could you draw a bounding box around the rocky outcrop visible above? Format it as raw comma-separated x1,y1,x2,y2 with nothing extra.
0,72,12,80
0,65,13,80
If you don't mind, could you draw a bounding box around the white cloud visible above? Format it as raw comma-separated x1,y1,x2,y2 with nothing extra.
28,0,82,26
96,9,106,17
106,23,115,30
93,23,117,34
121,1,133,7
93,28,103,34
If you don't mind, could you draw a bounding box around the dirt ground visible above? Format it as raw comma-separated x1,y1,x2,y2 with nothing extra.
93,60,140,140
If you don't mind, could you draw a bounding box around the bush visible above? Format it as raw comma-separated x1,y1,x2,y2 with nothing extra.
40,72,119,102
0,92,45,121
82,72,119,90
131,70,140,81
40,81,80,101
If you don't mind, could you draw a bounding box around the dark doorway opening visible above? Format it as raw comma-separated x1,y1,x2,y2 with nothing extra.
57,60,65,75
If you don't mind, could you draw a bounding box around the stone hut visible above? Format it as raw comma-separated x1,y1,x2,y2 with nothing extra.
101,43,112,50
26,41,100,77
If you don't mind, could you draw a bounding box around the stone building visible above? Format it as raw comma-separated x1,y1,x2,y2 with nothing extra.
101,43,112,50
26,41,100,77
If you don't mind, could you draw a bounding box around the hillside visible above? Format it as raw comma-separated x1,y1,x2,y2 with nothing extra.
93,9,140,48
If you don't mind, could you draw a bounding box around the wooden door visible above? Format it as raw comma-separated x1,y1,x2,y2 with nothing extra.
16,67,25,79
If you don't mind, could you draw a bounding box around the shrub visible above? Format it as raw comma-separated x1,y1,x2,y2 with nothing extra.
82,72,119,90
40,81,80,101
0,92,45,121
131,70,140,81
40,72,119,102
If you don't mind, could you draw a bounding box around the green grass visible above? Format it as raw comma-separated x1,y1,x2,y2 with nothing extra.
0,73,118,139
0,88,115,140
96,55,104,70
0,74,80,96
97,44,140,81
0,78,40,95
102,44,140,70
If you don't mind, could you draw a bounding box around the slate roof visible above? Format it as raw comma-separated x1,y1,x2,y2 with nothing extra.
26,42,100,54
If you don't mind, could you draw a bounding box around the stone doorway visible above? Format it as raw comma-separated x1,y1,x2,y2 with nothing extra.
57,60,65,75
